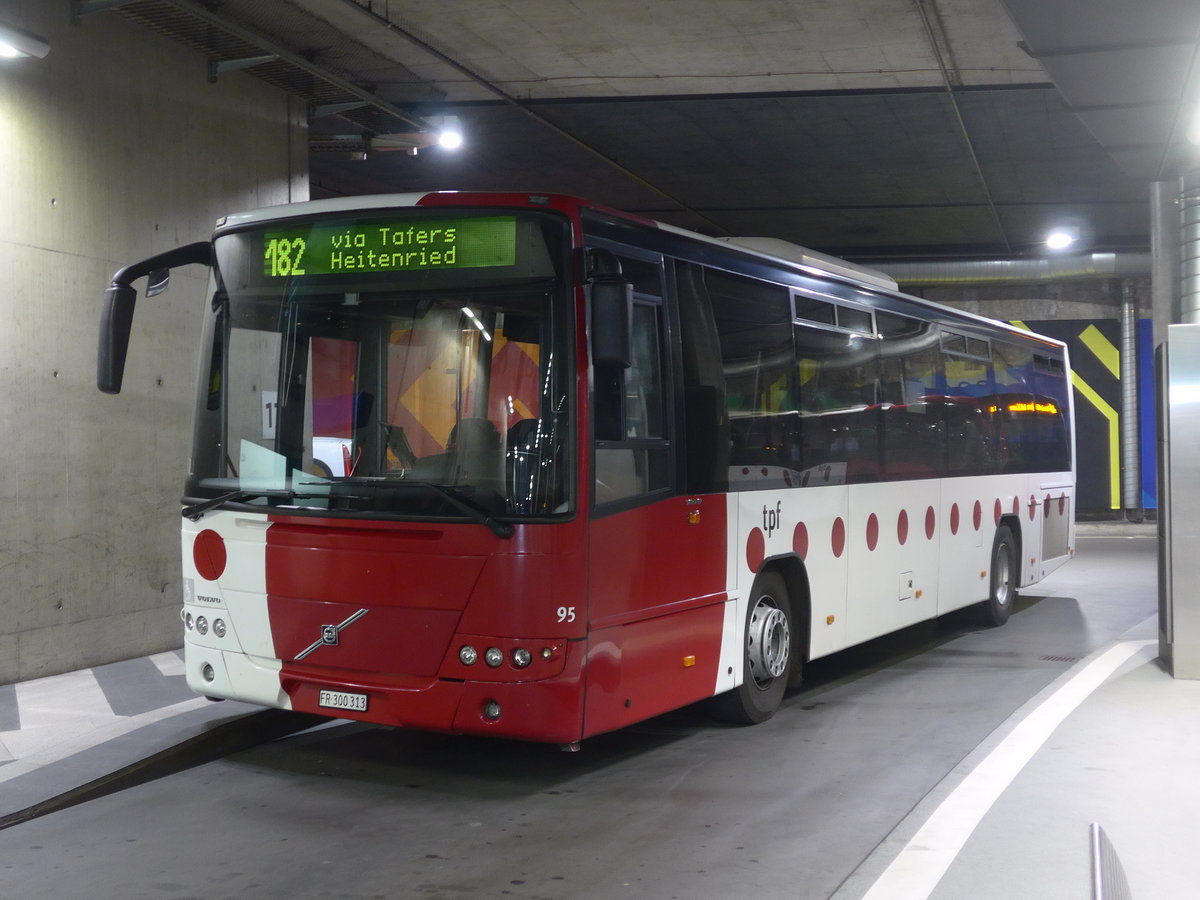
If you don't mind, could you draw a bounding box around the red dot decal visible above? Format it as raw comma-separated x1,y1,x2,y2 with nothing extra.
1059,493,1067,515
832,517,846,558
193,529,227,582
897,509,909,545
866,513,879,551
793,522,809,561
1028,495,1037,521
994,499,1002,526
1012,497,1020,516
1044,494,1052,518
950,503,960,535
973,500,983,531
925,506,936,540
746,528,765,573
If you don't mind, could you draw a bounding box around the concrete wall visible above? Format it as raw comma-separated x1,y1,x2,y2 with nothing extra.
0,0,308,682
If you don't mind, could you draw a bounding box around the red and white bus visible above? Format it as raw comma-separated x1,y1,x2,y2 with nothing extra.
98,192,1074,745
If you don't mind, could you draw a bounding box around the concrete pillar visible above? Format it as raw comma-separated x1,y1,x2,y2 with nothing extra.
1182,170,1200,325
1151,180,1181,346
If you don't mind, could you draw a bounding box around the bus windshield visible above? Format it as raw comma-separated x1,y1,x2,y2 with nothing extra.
186,210,574,522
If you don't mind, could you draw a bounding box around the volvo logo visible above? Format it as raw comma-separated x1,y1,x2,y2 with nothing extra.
295,608,369,660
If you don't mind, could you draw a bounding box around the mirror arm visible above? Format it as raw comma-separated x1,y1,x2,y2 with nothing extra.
97,241,211,394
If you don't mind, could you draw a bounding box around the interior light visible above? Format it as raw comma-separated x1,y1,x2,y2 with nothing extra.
462,306,493,342
0,21,50,59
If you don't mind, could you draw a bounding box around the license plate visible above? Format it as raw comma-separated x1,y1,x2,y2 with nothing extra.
318,689,368,712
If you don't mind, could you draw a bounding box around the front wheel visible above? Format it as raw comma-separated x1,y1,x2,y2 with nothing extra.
980,524,1018,626
708,571,794,724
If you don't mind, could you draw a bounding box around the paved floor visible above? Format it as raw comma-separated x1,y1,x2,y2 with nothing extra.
0,525,1187,899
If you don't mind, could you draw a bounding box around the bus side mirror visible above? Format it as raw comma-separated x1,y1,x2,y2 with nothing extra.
97,241,211,395
591,276,633,370
98,285,138,395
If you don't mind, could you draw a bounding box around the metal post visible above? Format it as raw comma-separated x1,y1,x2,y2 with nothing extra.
1151,181,1181,348
1119,285,1140,517
1182,170,1200,324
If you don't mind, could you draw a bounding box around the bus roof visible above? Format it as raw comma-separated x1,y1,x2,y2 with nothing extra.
212,191,1061,351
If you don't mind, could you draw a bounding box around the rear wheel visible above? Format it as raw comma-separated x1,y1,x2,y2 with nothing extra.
708,571,794,724
980,524,1018,626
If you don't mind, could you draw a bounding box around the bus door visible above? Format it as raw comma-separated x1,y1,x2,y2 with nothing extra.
584,248,726,735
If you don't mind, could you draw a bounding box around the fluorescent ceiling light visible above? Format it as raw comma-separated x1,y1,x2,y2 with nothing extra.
0,21,50,59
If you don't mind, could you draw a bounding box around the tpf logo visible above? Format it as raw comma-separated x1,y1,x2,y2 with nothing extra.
762,500,783,537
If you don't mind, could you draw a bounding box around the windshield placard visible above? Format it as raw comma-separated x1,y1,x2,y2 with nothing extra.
262,216,517,277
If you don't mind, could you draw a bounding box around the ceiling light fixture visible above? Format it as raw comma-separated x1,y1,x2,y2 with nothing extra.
1045,227,1079,251
434,115,463,150
0,20,50,59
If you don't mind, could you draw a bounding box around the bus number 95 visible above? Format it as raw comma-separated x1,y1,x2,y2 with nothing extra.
557,606,576,623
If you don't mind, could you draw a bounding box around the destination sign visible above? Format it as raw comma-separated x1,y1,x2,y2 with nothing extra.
262,216,517,277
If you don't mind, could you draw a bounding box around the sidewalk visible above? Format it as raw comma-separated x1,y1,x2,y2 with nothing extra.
0,651,260,820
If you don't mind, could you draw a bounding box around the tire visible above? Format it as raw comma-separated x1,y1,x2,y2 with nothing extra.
980,524,1018,626
708,570,794,724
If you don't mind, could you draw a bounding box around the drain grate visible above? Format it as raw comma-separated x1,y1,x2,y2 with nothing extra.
1042,654,1080,663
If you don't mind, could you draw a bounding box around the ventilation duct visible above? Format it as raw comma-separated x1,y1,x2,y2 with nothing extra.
878,252,1151,286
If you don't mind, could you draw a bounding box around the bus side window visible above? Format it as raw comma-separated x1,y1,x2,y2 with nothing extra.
706,268,795,491
877,313,946,480
593,251,671,507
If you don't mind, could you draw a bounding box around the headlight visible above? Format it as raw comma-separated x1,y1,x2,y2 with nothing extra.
512,648,532,668
484,647,504,668
459,645,478,666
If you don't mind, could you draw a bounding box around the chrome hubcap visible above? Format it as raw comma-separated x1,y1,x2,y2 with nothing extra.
747,596,790,686
995,543,1012,606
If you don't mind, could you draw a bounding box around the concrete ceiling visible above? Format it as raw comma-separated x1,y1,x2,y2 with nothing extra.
100,0,1200,262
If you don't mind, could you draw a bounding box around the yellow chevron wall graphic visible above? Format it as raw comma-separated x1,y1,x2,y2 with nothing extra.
1012,320,1120,510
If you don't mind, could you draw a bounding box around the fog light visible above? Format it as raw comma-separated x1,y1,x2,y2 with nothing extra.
483,699,501,720
185,612,194,631
213,618,226,638
201,663,215,683
512,648,532,668
484,647,503,668
459,645,478,666
196,615,209,635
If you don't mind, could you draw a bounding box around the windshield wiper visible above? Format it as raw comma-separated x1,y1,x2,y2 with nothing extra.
322,478,514,539
412,482,515,539
181,489,296,521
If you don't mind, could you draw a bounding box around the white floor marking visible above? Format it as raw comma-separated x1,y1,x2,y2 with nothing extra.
0,697,209,785
859,639,1155,900
150,650,186,677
